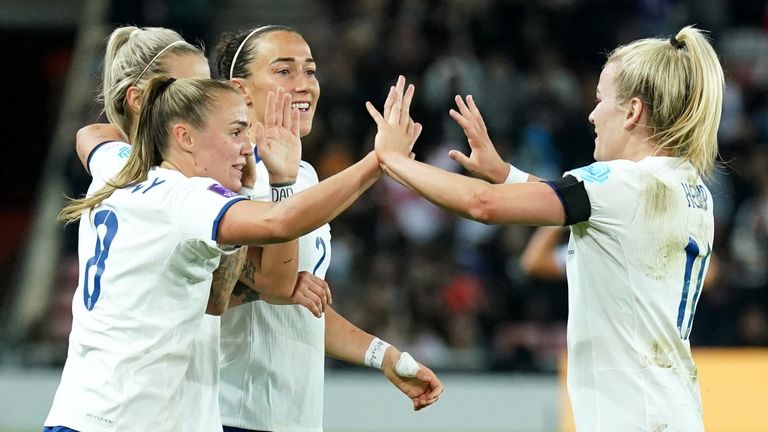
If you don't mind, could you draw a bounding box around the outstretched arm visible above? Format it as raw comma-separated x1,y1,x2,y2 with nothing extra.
378,152,564,226
217,152,382,245
373,92,563,226
324,307,443,411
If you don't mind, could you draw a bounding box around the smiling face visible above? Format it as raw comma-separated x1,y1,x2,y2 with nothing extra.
588,62,630,162
188,90,251,191
241,31,319,137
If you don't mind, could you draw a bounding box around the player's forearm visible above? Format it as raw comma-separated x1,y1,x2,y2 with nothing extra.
379,152,495,221
324,306,376,365
271,152,381,242
380,153,564,225
242,242,299,298
324,307,405,376
207,246,248,315
218,153,382,246
228,242,298,307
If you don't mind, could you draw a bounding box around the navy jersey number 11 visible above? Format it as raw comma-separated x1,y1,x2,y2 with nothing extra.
84,210,119,311
677,237,710,340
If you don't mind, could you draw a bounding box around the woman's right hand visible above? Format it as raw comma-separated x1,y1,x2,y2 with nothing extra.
254,87,302,185
286,271,332,318
448,95,510,184
366,75,422,161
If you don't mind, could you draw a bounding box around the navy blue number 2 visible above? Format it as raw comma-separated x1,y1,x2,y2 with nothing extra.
312,236,327,275
83,210,119,310
676,237,710,340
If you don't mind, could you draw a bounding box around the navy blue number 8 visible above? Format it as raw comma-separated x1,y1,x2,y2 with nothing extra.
83,210,118,310
312,236,327,275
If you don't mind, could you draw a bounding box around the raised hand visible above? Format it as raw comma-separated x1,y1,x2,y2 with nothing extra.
255,87,302,185
448,95,510,184
366,75,422,160
382,348,444,411
289,271,332,318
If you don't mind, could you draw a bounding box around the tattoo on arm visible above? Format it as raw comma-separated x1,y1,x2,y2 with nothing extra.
210,248,248,309
243,258,257,285
232,280,261,305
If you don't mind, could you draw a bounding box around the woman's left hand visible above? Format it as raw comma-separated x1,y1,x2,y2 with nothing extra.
381,347,444,411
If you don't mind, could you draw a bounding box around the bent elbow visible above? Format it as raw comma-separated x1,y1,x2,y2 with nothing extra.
205,303,227,316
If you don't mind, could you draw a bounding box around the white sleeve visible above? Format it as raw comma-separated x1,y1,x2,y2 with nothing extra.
564,161,641,229
87,141,132,184
296,161,319,192
251,162,271,202
172,178,248,244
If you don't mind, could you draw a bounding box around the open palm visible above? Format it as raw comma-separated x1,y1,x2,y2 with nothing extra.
255,87,302,183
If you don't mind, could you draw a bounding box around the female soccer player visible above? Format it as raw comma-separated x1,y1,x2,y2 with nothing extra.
213,26,442,432
44,69,419,431
373,26,723,431
55,26,244,432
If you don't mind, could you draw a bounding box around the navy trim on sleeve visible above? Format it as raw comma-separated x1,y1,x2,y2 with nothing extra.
542,175,591,225
211,197,248,241
86,140,120,175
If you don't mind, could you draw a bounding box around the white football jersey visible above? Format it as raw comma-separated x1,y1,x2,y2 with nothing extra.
180,314,223,432
220,160,330,432
564,157,711,432
45,142,245,432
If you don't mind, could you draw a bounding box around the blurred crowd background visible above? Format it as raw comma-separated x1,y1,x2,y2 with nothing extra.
1,0,767,374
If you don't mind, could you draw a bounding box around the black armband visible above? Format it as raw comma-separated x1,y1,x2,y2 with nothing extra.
542,175,591,225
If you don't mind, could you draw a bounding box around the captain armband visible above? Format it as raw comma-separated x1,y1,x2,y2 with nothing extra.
270,182,295,202
542,175,591,225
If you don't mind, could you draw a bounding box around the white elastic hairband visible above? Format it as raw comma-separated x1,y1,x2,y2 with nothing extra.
134,40,184,86
229,26,271,80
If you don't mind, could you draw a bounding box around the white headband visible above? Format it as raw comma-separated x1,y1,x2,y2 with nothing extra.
133,40,184,86
229,26,271,80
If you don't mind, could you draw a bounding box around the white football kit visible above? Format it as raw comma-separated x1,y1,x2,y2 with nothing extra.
220,160,331,432
45,142,245,432
180,313,223,432
563,157,711,431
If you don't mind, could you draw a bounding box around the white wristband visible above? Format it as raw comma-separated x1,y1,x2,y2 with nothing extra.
239,186,254,199
395,352,420,378
364,337,391,369
270,183,295,202
504,164,529,184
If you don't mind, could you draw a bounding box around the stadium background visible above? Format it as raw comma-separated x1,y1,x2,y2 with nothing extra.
0,0,766,430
